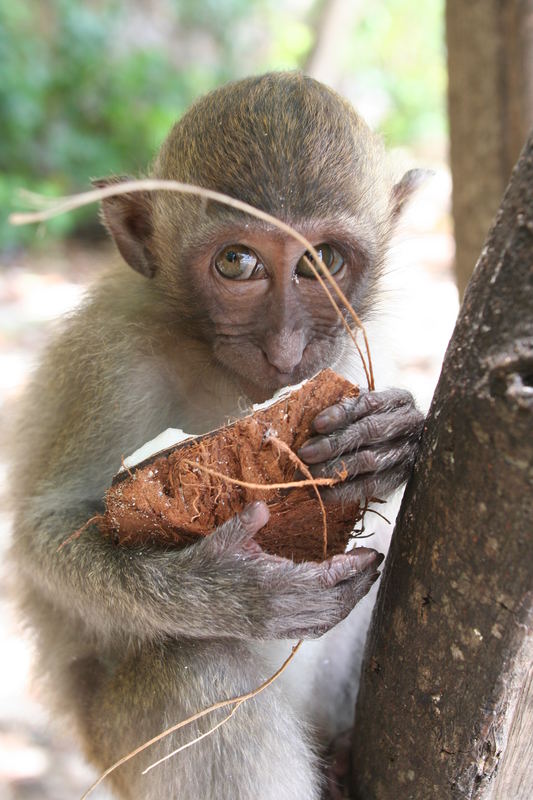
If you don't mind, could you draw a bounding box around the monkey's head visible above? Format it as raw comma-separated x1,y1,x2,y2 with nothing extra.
97,72,423,401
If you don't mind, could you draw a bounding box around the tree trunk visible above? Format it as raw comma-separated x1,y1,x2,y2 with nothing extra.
350,129,533,799
446,0,533,298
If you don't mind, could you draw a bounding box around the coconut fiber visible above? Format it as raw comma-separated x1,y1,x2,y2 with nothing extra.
98,369,362,562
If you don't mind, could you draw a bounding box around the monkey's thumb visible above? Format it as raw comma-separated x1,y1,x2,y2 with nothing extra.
239,501,270,531
209,501,270,553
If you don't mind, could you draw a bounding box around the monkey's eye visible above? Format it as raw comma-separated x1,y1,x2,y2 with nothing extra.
295,244,344,279
214,245,264,280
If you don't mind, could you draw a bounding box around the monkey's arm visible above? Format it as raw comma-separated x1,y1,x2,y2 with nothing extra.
14,498,381,644
11,286,382,646
297,389,424,503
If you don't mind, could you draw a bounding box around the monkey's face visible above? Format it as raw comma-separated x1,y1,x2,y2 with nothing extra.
95,75,421,403
182,220,373,402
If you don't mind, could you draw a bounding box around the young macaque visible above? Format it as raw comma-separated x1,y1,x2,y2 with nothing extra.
10,73,424,799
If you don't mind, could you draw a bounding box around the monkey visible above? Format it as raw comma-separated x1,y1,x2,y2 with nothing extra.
9,72,425,799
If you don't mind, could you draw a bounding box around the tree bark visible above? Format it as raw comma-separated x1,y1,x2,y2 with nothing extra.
446,0,533,298
350,130,533,800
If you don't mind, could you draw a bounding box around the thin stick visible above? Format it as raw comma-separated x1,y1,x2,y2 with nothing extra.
301,256,374,390
142,702,244,774
120,455,134,478
264,433,330,561
181,460,338,490
80,640,302,800
364,507,391,525
56,515,103,551
9,179,373,389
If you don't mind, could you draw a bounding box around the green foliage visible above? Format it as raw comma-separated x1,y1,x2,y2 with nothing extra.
0,0,445,251
343,0,446,146
0,1,230,248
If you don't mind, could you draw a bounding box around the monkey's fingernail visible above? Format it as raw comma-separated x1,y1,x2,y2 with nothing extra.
314,405,344,433
240,501,269,528
298,437,330,463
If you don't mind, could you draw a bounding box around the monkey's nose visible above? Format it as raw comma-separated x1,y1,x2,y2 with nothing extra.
263,329,305,374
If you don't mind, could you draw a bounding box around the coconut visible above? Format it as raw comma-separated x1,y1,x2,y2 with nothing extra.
97,369,361,562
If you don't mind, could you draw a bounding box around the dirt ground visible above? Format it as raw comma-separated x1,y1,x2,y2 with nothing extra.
0,168,458,799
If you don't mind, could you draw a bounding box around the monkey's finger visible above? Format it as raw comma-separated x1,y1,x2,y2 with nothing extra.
313,388,416,435
206,501,270,553
282,548,381,589
299,407,423,465
321,461,413,505
259,551,383,639
334,569,382,613
281,570,382,639
308,437,417,481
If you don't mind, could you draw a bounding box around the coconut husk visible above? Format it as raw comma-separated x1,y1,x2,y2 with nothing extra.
98,369,361,562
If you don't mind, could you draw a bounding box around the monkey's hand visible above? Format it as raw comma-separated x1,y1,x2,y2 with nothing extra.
200,501,383,639
297,388,424,504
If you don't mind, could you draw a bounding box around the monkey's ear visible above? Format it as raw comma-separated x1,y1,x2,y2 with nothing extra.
390,168,433,219
92,176,156,278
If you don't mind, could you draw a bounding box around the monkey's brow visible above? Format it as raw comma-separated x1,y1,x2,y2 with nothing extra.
181,215,374,263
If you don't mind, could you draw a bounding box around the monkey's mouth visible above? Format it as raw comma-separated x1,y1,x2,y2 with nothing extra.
214,338,338,403
261,347,311,390
241,349,322,402
268,365,300,386
228,361,304,404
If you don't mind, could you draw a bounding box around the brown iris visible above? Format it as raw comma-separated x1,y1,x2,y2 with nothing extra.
296,243,344,278
214,245,265,280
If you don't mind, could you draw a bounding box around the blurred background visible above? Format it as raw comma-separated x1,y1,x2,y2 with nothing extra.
0,0,530,797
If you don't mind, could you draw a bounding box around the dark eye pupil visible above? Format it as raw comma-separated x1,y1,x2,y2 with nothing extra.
226,251,238,263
